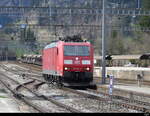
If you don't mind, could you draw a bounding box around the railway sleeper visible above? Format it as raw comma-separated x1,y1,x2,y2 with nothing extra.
92,89,150,108
113,101,146,112
38,95,81,113
145,110,150,113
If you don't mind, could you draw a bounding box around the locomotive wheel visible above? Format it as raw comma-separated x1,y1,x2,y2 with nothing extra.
57,82,63,88
43,74,63,88
57,77,63,88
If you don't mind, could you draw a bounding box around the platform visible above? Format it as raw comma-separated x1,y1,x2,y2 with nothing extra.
0,93,21,113
94,67,150,81
97,84,150,96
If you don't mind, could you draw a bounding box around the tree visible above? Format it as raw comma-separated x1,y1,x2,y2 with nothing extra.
108,30,125,55
139,0,150,28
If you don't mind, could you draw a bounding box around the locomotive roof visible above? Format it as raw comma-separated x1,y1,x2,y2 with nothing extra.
44,35,89,49
44,42,58,49
44,41,90,49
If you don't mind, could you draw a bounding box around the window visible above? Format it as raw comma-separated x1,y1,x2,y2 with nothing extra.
64,45,90,56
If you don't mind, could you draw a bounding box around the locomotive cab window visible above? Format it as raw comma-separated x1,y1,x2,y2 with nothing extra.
64,45,90,56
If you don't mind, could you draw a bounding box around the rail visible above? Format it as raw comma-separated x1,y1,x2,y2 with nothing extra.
2,62,150,112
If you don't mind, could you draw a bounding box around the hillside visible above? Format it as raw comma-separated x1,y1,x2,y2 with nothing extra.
0,0,150,56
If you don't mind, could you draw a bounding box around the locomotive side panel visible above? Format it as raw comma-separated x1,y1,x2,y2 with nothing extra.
57,42,64,76
42,42,63,76
42,49,50,74
43,47,57,75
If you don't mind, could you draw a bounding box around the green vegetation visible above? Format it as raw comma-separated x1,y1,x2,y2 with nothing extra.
1,0,150,56
20,27,36,43
0,96,7,98
139,0,150,28
108,30,125,55
107,0,150,55
15,48,25,58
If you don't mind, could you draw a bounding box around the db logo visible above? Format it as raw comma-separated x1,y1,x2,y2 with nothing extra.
74,61,80,64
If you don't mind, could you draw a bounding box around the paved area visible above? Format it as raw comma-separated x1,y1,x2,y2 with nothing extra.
98,84,150,95
0,93,21,113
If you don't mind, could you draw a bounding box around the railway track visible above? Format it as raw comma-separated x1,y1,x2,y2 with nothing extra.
14,62,42,72
15,61,150,88
0,65,81,113
1,62,150,113
87,89,150,112
0,73,48,113
62,87,150,112
15,61,149,86
97,85,150,102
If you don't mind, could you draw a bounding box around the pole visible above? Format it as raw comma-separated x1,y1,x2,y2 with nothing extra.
101,0,106,84
5,46,8,63
137,0,141,9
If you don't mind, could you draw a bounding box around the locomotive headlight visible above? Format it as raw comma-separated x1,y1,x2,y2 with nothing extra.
86,68,90,71
75,57,79,60
64,67,68,70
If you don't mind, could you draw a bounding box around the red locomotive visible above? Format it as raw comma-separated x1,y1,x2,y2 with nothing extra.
42,36,95,87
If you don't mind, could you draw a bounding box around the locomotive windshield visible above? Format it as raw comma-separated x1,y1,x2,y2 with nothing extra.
64,45,90,56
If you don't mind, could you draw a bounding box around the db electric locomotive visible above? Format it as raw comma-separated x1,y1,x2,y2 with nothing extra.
42,36,94,87
21,35,95,87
